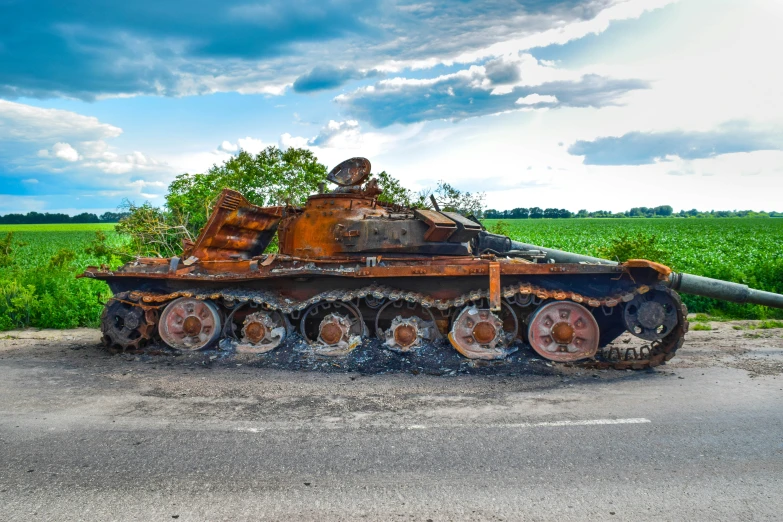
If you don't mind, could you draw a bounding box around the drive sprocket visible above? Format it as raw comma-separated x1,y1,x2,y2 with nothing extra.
590,285,688,370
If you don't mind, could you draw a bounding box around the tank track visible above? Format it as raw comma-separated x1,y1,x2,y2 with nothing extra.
104,282,688,370
589,285,688,370
100,291,159,353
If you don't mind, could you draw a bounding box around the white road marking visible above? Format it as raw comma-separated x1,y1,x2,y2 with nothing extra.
405,418,651,430
236,418,651,433
490,418,650,428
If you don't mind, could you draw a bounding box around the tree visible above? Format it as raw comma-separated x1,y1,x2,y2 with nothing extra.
421,181,486,218
100,211,131,223
71,212,100,223
374,171,415,207
116,146,327,257
166,146,328,236
115,201,193,259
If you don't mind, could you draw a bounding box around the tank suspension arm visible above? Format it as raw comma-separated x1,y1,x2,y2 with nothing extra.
665,273,783,309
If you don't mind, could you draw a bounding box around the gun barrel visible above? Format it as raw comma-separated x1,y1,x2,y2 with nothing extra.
666,272,783,309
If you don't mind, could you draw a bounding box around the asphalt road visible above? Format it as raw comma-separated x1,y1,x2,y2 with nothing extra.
0,327,781,521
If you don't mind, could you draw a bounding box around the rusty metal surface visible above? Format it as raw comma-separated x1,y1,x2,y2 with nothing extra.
527,301,600,362
441,211,483,243
299,301,366,356
447,306,514,360
184,189,283,262
100,291,157,351
414,209,457,242
101,277,688,369
488,260,501,311
235,311,287,353
624,259,672,277
128,277,652,314
83,256,638,284
158,297,221,350
327,157,372,187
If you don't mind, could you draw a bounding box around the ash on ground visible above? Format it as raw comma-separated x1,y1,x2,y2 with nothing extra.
135,335,624,377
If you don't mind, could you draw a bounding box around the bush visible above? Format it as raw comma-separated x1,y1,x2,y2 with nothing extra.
598,234,669,264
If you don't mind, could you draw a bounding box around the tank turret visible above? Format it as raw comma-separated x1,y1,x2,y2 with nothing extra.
83,156,783,371
278,157,484,258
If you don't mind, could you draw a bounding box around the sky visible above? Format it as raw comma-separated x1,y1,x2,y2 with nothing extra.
1,0,782,215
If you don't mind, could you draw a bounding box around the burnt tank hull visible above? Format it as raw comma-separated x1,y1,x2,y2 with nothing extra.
87,256,681,369
82,157,782,370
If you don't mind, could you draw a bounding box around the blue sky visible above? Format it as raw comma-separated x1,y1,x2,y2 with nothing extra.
1,0,782,214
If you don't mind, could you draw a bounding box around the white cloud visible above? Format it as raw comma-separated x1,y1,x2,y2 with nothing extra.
1,0,674,100
79,140,114,159
1,101,166,183
516,94,559,105
160,136,270,177
377,0,676,72
236,137,266,154
307,120,361,147
125,151,150,165
279,133,310,150
35,140,164,174
0,99,122,142
218,140,238,153
52,142,80,162
22,178,38,184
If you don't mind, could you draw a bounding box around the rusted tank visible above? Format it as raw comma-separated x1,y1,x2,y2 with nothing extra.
82,157,783,370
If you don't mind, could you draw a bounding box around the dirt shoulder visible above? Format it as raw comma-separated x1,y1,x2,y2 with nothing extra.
1,315,781,391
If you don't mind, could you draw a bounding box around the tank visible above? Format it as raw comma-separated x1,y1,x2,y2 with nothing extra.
82,157,783,370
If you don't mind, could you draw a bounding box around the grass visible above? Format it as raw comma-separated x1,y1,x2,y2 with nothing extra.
691,323,712,331
732,320,783,331
0,223,116,233
0,224,126,330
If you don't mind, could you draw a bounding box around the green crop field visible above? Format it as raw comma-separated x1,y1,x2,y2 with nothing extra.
1,219,782,331
0,223,124,330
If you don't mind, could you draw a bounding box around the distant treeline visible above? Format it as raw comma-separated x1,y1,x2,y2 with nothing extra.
0,211,130,225
3,206,782,224
484,206,783,219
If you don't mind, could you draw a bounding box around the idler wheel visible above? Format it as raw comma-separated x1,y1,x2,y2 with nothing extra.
448,306,517,360
158,297,221,351
623,289,679,341
236,311,287,354
527,301,599,362
300,301,366,356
